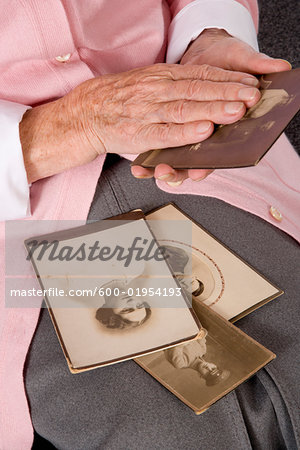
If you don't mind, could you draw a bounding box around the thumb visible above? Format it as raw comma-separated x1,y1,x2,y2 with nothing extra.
243,52,292,74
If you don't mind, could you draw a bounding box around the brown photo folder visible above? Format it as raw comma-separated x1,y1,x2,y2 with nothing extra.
133,68,300,170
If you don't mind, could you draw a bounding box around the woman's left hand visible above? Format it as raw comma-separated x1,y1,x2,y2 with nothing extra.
132,28,291,186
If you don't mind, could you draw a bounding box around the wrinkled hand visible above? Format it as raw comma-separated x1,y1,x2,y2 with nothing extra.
21,63,260,183
133,28,292,185
181,28,291,74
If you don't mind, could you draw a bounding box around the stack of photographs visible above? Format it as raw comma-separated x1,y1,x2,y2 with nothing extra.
25,204,282,413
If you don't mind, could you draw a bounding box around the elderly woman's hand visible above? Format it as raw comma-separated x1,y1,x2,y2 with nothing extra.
180,28,291,74
20,63,260,183
132,29,292,185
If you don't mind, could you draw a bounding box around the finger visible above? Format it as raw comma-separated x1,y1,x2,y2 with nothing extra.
151,100,246,124
153,164,186,183
147,63,259,86
157,80,260,108
154,167,214,186
187,168,214,181
239,53,292,75
154,165,188,186
224,47,292,75
138,120,214,149
132,163,213,185
131,165,154,179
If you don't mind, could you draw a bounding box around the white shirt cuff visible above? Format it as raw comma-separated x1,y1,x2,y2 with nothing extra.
167,0,258,64
0,100,31,221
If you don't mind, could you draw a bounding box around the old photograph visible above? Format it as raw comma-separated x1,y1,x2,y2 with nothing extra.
26,215,202,372
146,204,282,321
136,301,275,414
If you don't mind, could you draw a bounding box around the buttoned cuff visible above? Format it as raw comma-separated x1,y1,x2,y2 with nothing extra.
167,0,258,63
0,100,31,221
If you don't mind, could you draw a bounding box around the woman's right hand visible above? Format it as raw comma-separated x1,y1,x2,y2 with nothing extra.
20,63,260,183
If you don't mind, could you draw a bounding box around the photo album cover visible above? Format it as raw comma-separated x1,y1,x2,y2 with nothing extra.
25,211,203,373
133,68,300,169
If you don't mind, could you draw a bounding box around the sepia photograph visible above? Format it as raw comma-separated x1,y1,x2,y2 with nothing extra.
147,204,282,321
136,300,275,414
25,215,202,372
158,243,224,305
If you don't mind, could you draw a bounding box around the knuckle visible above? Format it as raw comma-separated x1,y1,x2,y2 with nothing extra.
158,63,177,78
147,63,166,73
141,64,177,81
199,64,213,79
168,100,186,123
158,123,173,143
156,123,184,146
158,71,174,81
186,79,200,99
131,80,152,96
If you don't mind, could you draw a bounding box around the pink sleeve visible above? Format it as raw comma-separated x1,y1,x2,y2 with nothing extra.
166,0,259,31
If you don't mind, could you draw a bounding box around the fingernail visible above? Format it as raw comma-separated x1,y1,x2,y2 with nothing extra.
157,173,174,181
134,175,152,179
241,77,259,87
166,180,183,187
197,122,211,134
278,59,292,69
225,102,244,114
191,176,206,182
238,87,257,101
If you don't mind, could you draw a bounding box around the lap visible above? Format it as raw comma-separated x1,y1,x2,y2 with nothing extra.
25,156,300,449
